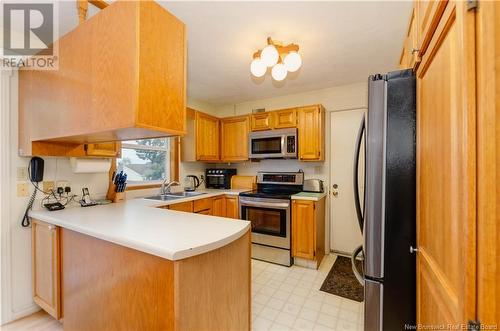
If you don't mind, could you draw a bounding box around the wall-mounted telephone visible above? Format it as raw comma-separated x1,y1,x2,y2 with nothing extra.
29,156,44,182
22,157,45,227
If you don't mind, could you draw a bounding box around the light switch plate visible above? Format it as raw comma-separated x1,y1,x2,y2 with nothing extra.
16,167,27,181
17,183,29,197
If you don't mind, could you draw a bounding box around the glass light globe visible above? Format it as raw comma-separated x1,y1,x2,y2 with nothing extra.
283,51,302,72
250,58,267,77
261,45,279,67
271,63,287,81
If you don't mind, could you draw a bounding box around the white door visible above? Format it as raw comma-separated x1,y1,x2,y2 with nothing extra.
329,109,365,254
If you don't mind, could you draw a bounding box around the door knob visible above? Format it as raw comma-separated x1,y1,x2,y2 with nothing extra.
410,246,418,254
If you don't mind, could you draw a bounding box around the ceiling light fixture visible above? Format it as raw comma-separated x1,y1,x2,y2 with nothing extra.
250,37,302,81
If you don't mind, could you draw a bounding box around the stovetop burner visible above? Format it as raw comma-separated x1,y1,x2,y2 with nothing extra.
240,171,305,200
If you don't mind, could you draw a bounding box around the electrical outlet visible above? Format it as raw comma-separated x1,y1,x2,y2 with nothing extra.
17,183,29,197
16,167,27,181
43,181,55,192
57,180,70,189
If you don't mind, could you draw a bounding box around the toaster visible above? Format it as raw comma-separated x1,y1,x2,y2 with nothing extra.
303,179,324,193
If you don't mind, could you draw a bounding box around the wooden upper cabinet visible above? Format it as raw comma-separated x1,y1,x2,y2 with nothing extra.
416,0,448,58
221,115,250,162
18,1,186,156
274,108,297,129
297,105,325,161
195,112,220,161
85,142,121,157
292,200,315,260
251,112,274,131
399,6,419,69
32,220,61,319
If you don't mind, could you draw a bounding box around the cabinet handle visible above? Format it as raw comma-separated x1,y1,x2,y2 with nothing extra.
411,48,419,54
410,246,419,254
47,225,56,231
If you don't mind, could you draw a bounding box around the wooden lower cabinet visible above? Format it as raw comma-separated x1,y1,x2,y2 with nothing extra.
194,198,213,214
32,219,61,319
168,201,193,212
163,196,240,219
212,195,226,217
225,196,239,219
291,198,325,268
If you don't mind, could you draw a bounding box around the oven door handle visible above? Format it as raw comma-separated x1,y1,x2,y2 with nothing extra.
240,201,290,209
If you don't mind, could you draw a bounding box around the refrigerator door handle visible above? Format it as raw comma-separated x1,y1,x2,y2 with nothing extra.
353,116,365,233
351,245,364,285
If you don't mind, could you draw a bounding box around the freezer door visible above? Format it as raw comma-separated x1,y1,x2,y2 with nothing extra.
364,279,383,331
364,77,387,279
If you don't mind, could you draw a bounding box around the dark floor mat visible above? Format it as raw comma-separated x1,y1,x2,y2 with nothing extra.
320,256,364,302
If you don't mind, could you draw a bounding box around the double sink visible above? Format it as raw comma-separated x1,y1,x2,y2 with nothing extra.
144,191,207,201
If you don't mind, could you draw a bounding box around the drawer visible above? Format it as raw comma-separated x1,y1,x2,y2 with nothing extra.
168,201,193,212
193,198,213,213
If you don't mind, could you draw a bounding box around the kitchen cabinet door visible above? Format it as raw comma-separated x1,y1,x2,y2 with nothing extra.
212,196,226,217
169,201,193,213
274,108,297,128
193,198,213,213
416,1,476,325
196,112,220,161
292,200,315,260
251,112,273,131
297,105,325,161
416,0,447,58
32,219,61,319
225,196,239,219
86,142,121,157
399,7,419,69
221,115,250,162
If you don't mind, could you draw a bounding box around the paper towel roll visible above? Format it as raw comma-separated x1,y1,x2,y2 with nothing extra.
70,157,111,173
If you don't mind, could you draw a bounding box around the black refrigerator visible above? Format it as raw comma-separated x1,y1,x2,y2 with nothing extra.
351,69,416,331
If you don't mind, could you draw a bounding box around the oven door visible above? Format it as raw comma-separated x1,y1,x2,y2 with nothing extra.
239,197,290,249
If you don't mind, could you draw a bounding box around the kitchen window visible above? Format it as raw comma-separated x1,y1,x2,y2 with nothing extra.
117,138,171,186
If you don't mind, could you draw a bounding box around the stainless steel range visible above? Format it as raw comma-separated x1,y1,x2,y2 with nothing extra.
239,171,304,266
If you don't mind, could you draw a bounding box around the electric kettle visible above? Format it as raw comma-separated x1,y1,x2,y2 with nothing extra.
184,175,201,192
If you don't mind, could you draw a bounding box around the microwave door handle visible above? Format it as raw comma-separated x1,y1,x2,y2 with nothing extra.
353,116,365,234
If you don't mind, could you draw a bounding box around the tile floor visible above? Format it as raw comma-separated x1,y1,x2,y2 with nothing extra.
2,254,364,331
251,254,364,331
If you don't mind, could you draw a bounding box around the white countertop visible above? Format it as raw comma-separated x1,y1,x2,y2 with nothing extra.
291,192,327,201
29,189,250,261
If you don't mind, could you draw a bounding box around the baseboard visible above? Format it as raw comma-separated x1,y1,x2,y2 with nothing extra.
7,304,40,325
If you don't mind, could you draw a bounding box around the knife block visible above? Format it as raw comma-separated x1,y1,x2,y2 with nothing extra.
106,180,126,203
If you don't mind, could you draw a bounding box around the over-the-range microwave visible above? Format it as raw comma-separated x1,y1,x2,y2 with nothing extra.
248,128,297,159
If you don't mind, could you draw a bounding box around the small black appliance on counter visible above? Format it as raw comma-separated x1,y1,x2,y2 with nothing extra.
205,169,236,189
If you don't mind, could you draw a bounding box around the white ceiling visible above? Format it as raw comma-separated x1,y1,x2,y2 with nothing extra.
55,1,412,106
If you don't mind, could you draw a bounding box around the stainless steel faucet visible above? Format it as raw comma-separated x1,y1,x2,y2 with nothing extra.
161,180,179,195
